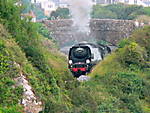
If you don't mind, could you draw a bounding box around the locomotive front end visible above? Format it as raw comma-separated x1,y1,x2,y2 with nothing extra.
68,45,92,77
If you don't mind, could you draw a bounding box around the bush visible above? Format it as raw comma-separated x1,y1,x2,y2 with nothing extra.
132,26,150,61
43,98,70,113
0,52,9,75
118,39,131,48
0,105,22,113
116,42,146,68
49,8,70,19
35,23,52,40
96,72,147,113
0,39,23,107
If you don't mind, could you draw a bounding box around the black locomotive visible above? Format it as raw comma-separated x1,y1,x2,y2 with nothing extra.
68,42,111,77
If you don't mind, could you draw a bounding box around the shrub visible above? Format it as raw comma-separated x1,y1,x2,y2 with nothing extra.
98,72,147,113
35,23,52,40
118,38,131,48
116,42,146,68
132,26,150,61
0,105,22,113
0,39,23,107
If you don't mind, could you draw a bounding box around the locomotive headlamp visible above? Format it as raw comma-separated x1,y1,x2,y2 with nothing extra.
69,60,73,64
86,59,90,64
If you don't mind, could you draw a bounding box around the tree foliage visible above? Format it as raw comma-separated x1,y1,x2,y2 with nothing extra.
92,3,150,20
91,5,117,19
49,7,70,20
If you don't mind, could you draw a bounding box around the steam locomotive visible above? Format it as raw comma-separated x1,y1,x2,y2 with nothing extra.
68,42,111,77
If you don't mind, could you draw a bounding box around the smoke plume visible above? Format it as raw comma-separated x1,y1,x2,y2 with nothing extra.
67,0,93,33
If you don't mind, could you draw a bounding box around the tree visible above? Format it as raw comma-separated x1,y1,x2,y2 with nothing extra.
49,7,70,19
91,4,145,20
105,4,143,20
143,7,150,16
92,5,117,19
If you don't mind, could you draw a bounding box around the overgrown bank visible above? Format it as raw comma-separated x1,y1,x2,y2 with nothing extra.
90,26,150,112
0,0,75,112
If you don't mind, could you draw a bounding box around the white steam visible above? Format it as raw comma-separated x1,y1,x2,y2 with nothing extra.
67,0,93,33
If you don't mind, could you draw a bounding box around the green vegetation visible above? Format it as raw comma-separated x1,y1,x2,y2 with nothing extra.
48,3,150,20
35,22,54,41
0,0,73,112
22,1,150,21
0,25,24,112
49,7,70,20
0,0,150,112
92,4,150,20
90,26,150,112
92,5,118,19
47,3,150,21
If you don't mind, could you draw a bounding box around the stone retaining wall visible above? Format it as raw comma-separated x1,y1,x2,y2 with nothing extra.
43,19,137,47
